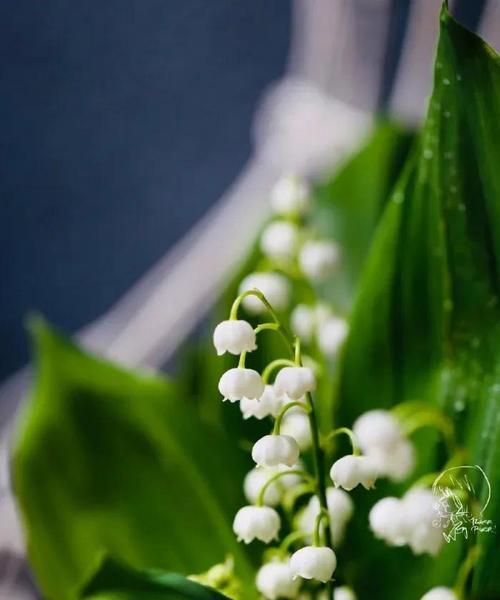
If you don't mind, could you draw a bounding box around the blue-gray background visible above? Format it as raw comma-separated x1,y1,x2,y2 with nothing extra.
0,0,486,382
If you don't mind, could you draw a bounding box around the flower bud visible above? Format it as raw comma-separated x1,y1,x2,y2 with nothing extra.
239,272,290,314
233,505,280,544
281,412,312,450
298,487,353,546
256,559,301,599
289,546,337,583
317,317,348,357
421,587,458,600
213,320,257,356
270,174,310,216
218,368,264,402
274,367,316,400
260,221,299,260
252,434,300,467
240,385,283,420
334,586,357,600
299,240,340,281
290,304,316,343
243,465,301,506
330,455,378,491
402,488,443,556
369,497,408,546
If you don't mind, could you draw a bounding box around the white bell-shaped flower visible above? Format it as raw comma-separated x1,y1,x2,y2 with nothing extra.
402,488,443,556
421,587,458,600
352,410,404,453
218,368,264,402
317,317,348,357
289,546,337,583
260,221,299,260
369,497,408,546
240,385,283,420
213,319,257,356
299,240,340,281
298,487,353,546
369,439,416,482
281,412,312,450
290,304,316,343
239,272,291,314
256,559,301,599
233,505,280,544
244,465,302,506
274,366,316,400
334,586,357,600
330,455,378,491
252,434,300,467
270,174,310,216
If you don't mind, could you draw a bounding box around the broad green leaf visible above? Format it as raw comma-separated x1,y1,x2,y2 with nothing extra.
79,556,229,600
335,5,499,599
13,318,255,600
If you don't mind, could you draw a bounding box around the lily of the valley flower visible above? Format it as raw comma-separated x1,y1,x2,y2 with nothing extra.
334,586,357,600
290,304,316,343
233,505,280,544
213,319,257,356
218,368,264,402
274,366,316,400
240,385,283,420
289,546,337,583
369,488,444,556
256,559,301,600
420,587,458,600
317,316,349,357
330,455,378,491
270,174,310,216
352,409,415,482
281,411,312,450
243,466,301,506
252,434,300,467
260,221,299,260
299,240,340,281
298,487,354,546
239,272,290,314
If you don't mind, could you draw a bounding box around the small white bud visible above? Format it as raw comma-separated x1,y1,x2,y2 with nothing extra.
233,505,280,544
252,434,300,467
240,385,283,420
299,240,340,281
352,410,404,453
213,320,257,356
317,317,348,357
244,467,282,507
218,368,264,402
289,546,337,583
256,560,301,599
239,272,291,314
260,221,299,260
281,412,312,450
421,587,458,600
330,455,378,491
270,174,310,216
298,488,353,546
290,304,316,343
274,367,316,400
334,586,357,600
369,497,408,546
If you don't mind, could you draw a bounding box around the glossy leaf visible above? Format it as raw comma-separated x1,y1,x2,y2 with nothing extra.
13,318,255,600
79,556,230,600
336,6,499,598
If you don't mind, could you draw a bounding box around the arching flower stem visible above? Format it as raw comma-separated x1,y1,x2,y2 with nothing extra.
273,401,311,435
262,359,296,383
256,469,310,507
454,545,480,599
322,427,360,456
313,508,330,546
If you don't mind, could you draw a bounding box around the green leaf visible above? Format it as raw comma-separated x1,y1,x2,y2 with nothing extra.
336,5,500,598
79,556,230,600
13,317,255,600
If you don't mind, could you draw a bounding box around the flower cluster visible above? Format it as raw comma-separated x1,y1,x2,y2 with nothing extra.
210,175,465,598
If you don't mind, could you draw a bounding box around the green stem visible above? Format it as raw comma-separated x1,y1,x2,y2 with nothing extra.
273,401,310,434
256,469,308,506
402,411,456,453
254,322,293,356
323,427,360,456
238,352,246,368
454,545,480,599
262,358,296,383
313,509,329,546
279,530,310,556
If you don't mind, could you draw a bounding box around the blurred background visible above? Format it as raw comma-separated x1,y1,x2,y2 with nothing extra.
1,0,500,597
